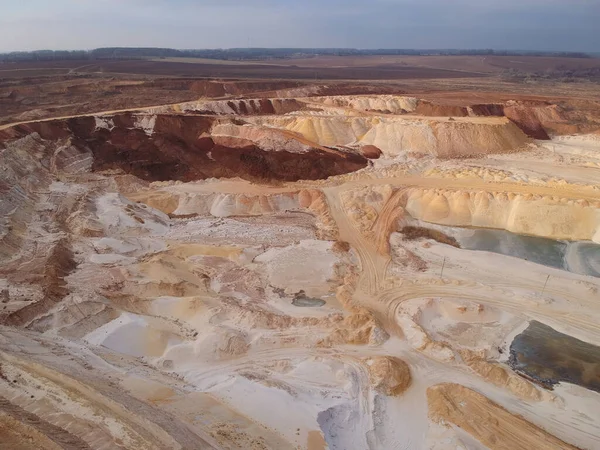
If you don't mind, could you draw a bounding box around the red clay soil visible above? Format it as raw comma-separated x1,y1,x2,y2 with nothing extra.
0,74,410,125
470,103,505,116
1,113,368,183
360,145,383,159
503,105,551,139
409,99,566,139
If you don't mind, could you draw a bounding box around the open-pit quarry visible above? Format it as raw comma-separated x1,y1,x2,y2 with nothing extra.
1,85,600,450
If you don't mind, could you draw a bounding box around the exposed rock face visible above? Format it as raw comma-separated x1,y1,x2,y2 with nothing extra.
501,100,600,138
310,95,419,114
404,188,600,242
177,98,305,115
2,239,76,327
1,113,368,183
470,103,505,116
504,104,552,139
415,100,469,117
252,115,529,158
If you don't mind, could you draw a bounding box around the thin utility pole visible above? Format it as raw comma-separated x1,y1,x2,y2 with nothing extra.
541,274,550,295
440,257,446,279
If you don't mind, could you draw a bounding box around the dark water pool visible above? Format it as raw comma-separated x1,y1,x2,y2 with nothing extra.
291,290,326,307
292,297,326,307
509,321,600,393
458,229,600,278
461,229,567,268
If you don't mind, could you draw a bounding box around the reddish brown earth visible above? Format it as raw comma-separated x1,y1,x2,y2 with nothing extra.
3,55,600,132
469,103,505,116
0,76,410,126
259,55,600,73
0,113,368,182
360,145,383,159
414,101,470,117
504,105,552,139
0,59,486,80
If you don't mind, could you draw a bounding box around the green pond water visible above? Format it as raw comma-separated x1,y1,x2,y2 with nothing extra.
458,229,600,278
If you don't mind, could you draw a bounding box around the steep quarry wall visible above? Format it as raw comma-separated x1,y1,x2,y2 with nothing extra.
404,188,600,242
130,187,338,239
266,95,599,140
0,134,54,260
252,115,529,158
503,103,558,139
414,101,470,117
174,98,306,116
310,95,419,114
0,113,367,183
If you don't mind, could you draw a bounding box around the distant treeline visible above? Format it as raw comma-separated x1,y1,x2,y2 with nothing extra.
0,47,593,63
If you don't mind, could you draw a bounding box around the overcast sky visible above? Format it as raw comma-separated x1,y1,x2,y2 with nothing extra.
0,0,598,52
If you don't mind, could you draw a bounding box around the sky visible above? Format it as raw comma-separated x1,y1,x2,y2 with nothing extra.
0,0,599,53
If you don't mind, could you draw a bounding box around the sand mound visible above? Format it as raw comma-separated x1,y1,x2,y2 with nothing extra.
364,356,411,396
459,350,551,402
427,384,577,450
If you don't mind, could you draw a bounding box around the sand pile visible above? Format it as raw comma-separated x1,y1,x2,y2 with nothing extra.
364,356,411,396
427,384,577,450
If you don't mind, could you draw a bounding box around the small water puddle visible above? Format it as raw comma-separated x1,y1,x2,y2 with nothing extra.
291,290,326,307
